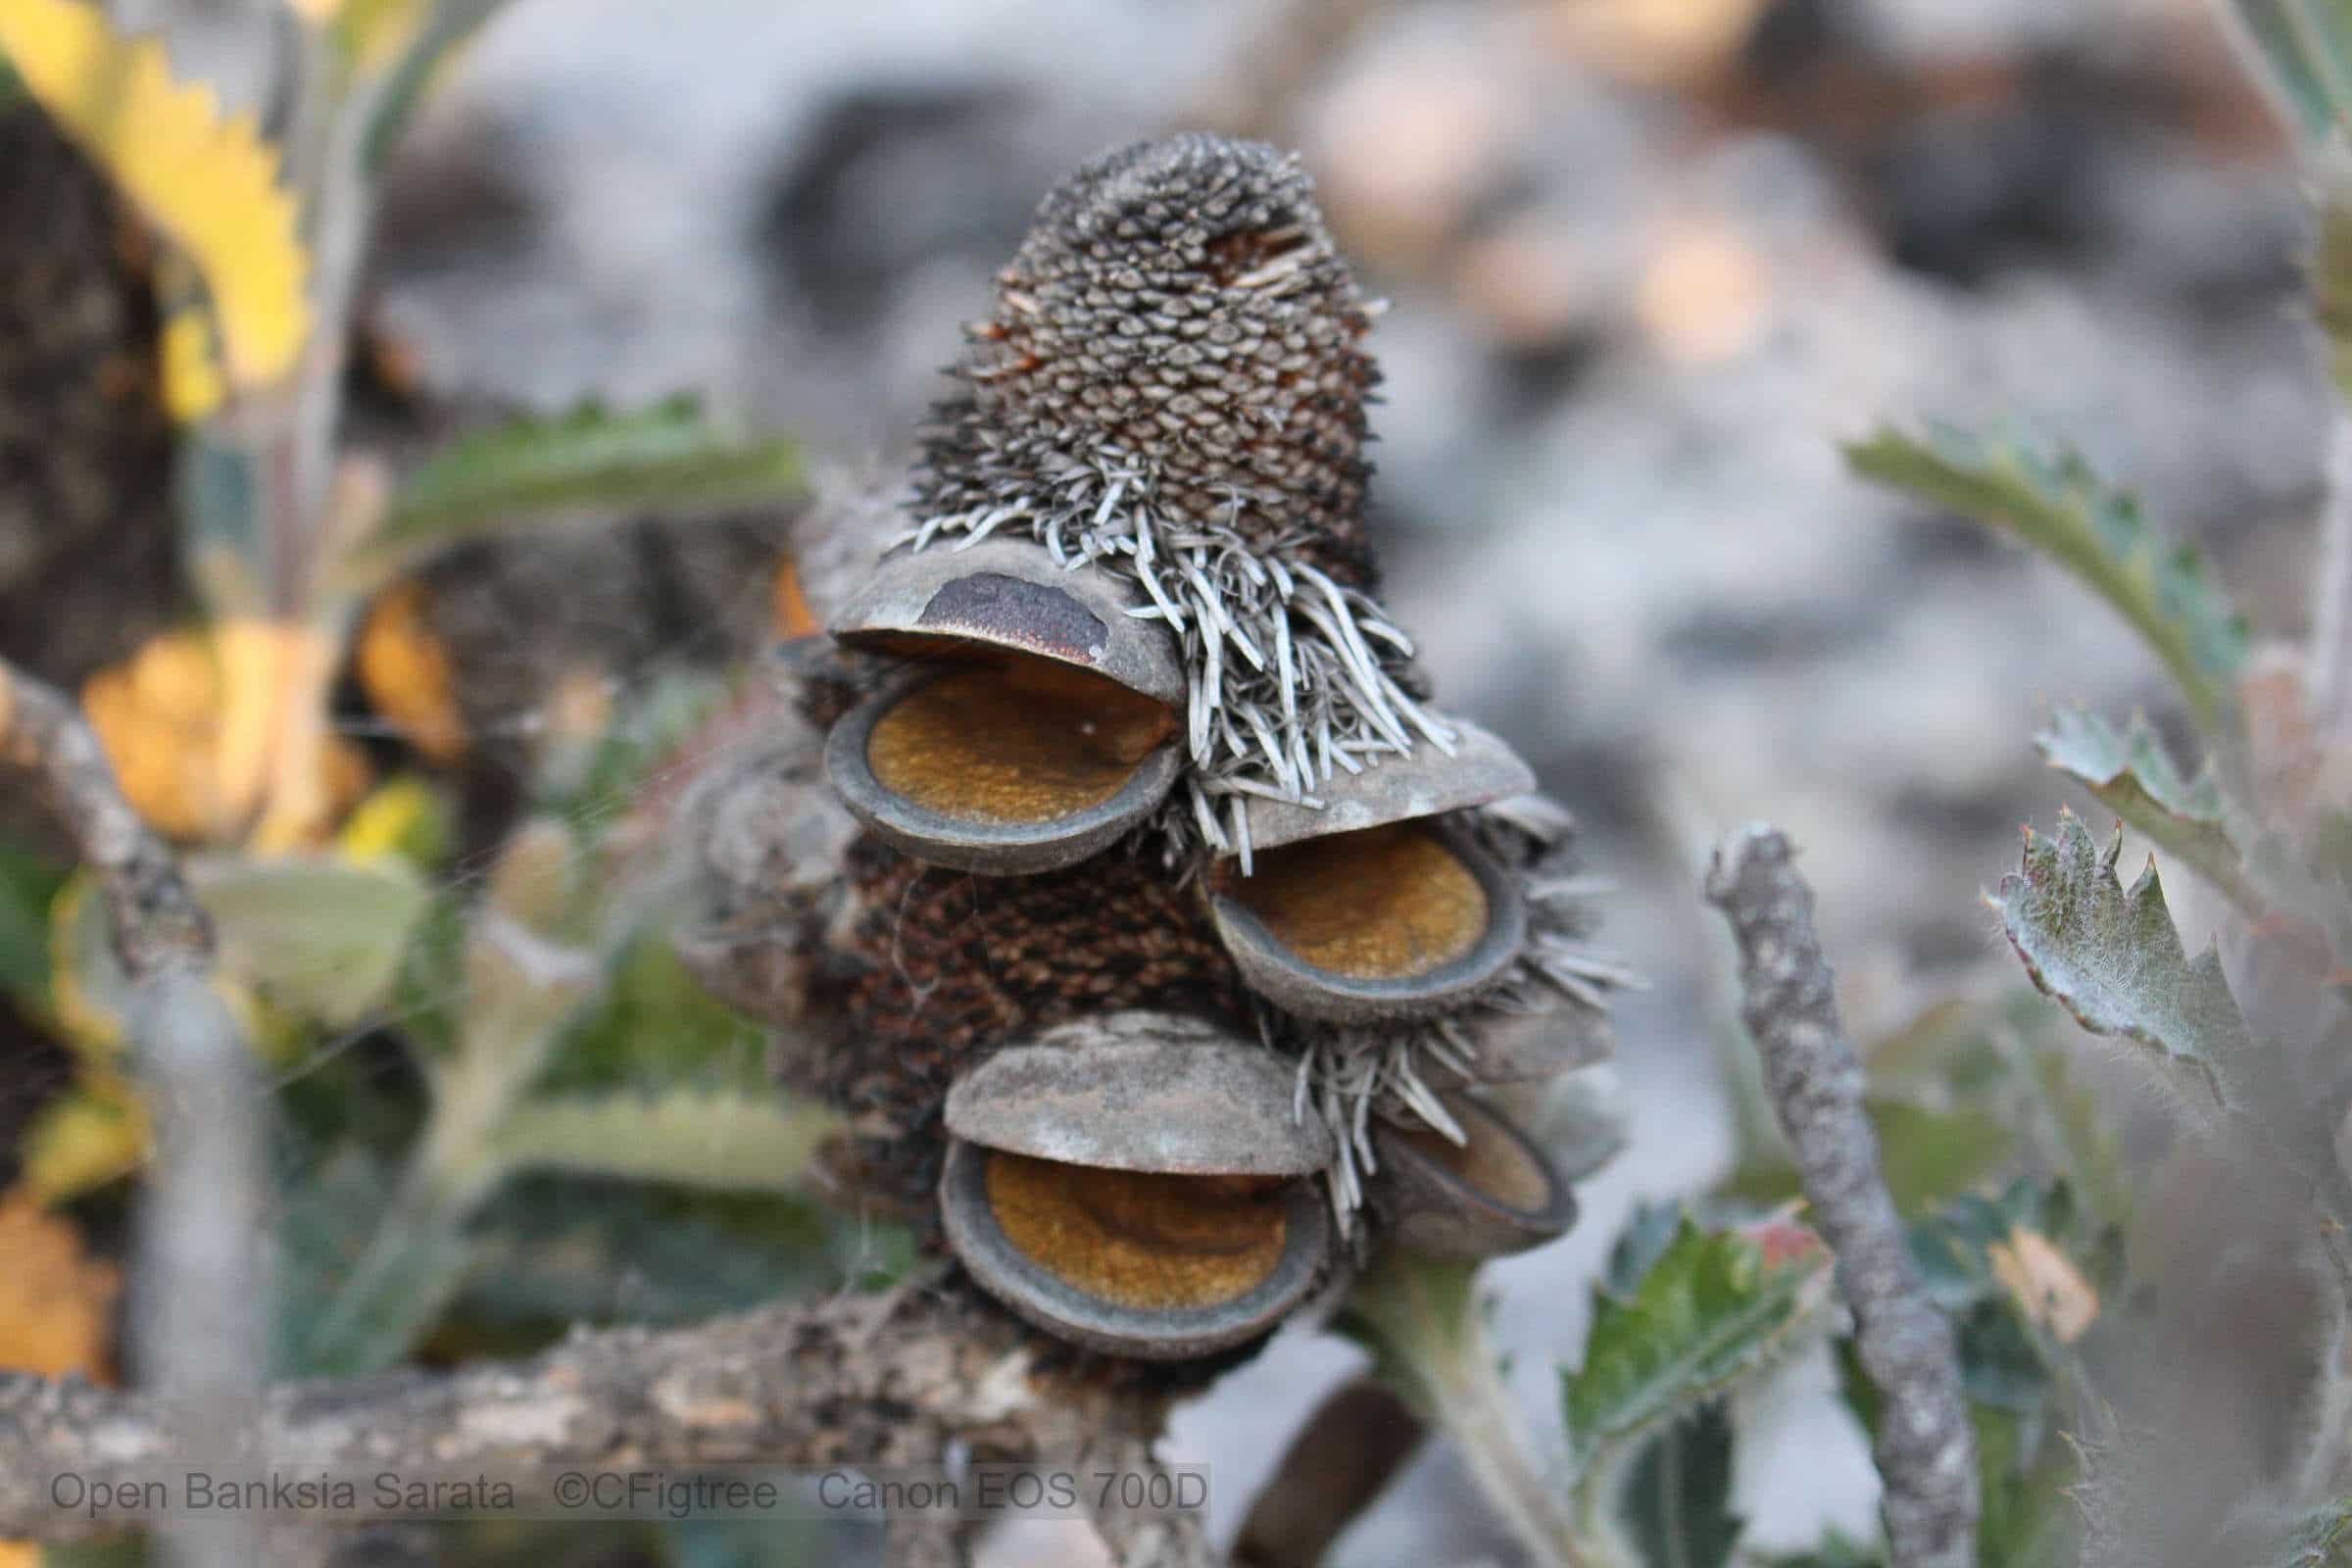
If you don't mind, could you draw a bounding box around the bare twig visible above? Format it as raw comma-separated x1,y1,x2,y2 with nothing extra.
1234,1377,1425,1568
0,659,270,1568
1703,825,1978,1568
0,1288,1213,1568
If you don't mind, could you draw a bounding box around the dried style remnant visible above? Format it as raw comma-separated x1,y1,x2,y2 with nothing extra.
684,133,1630,1364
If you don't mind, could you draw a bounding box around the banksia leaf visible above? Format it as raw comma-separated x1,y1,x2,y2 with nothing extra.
185,851,429,1028
0,1185,118,1377
0,0,309,392
1562,1210,1831,1472
492,1089,838,1194
359,399,804,574
2037,706,2259,916
1619,1403,1742,1568
1991,808,2253,1112
1845,426,2246,729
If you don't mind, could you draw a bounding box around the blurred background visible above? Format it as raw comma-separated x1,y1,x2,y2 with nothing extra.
0,0,2333,1562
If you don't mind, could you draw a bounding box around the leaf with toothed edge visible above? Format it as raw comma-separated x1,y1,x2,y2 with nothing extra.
1991,808,2252,1111
1845,425,2246,728
1563,1211,1832,1474
2036,706,2260,916
356,398,804,577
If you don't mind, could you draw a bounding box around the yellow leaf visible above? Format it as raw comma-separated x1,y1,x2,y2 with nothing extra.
0,0,310,390
81,625,368,845
337,773,449,867
0,1183,121,1375
1988,1227,2099,1345
21,1076,146,1203
157,306,225,420
355,579,467,764
0,1544,40,1568
215,615,351,850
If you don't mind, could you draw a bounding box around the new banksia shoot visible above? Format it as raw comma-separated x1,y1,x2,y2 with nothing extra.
682,132,1629,1363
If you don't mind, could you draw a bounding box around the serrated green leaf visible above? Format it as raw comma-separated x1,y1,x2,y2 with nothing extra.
1563,1211,1831,1469
1620,1402,1742,1568
1992,808,2253,1111
189,852,429,1027
2037,706,2260,916
359,397,803,575
1845,426,2246,728
493,1088,837,1193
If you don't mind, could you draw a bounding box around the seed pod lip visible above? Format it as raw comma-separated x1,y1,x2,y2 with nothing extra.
1208,822,1528,1022
1230,716,1539,855
824,667,1183,875
945,1016,1335,1176
939,1136,1332,1360
828,536,1186,706
1370,1095,1577,1260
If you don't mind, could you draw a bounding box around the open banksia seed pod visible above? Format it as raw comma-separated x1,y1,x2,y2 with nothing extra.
1367,1094,1576,1260
821,537,1187,873
1208,818,1528,1022
829,537,1186,706
939,1139,1332,1360
937,1014,1334,1359
826,666,1182,873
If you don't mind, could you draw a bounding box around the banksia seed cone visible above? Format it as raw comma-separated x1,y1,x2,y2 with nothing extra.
915,132,1383,590
681,134,1628,1367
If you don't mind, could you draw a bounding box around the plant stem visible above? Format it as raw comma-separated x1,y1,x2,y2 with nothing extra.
1348,1255,1600,1568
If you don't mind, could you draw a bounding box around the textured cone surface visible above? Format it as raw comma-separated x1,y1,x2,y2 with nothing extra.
0,103,180,694
914,133,1383,588
812,834,1251,1213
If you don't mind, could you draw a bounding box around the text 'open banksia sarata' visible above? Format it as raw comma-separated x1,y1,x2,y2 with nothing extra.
680,131,1632,1363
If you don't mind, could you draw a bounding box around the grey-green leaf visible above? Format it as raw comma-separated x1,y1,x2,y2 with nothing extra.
359,398,803,575
2037,706,2260,916
190,852,430,1027
493,1089,838,1193
1990,808,2253,1112
1620,1403,1743,1568
1845,425,2246,729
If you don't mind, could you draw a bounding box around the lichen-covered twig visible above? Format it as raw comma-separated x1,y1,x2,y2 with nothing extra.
1703,825,1978,1568
0,658,211,973
0,659,268,1568
0,1288,1212,1568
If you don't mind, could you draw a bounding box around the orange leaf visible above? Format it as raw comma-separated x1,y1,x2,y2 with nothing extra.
0,1185,119,1380
354,579,466,765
